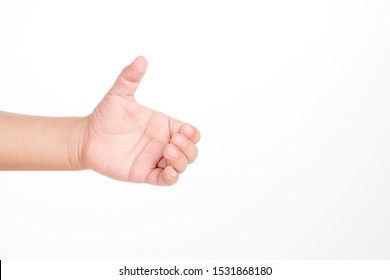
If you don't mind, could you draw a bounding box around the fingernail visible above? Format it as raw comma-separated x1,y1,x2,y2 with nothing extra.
183,125,193,136
167,146,179,159
174,135,186,148
170,169,177,177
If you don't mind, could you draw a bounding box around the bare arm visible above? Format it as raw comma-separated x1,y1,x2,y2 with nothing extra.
0,111,85,170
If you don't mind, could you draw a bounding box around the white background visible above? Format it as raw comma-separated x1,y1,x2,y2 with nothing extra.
0,0,389,259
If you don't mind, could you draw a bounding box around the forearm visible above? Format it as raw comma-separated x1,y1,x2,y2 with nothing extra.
0,111,85,170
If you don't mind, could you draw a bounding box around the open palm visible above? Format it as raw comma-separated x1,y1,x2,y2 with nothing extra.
81,57,200,185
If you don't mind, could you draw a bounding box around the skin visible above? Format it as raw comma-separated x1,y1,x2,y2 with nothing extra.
0,56,200,186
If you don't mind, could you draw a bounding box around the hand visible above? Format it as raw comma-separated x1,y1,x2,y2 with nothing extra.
80,56,200,185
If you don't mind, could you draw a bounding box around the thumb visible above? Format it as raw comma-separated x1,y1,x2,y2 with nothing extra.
110,56,148,98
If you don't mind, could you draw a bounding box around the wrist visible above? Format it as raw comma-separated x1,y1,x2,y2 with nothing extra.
66,117,88,170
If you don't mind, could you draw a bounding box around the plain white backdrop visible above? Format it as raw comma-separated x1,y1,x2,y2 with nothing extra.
0,0,389,259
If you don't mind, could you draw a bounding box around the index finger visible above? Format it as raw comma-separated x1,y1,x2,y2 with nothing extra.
180,123,201,144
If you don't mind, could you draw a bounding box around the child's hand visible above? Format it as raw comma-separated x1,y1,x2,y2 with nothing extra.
80,56,200,185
